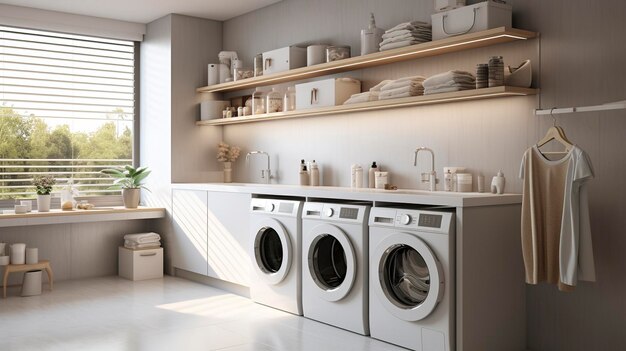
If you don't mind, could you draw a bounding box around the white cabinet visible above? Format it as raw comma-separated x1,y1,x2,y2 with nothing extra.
295,78,361,109
172,189,208,276
172,189,251,287
205,191,251,286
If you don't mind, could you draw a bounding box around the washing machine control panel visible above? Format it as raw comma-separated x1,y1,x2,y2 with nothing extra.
302,202,370,223
250,198,302,217
369,208,453,234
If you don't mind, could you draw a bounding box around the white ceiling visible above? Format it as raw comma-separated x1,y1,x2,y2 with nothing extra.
0,0,282,23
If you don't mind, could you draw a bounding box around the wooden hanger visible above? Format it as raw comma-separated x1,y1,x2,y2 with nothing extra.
536,108,574,153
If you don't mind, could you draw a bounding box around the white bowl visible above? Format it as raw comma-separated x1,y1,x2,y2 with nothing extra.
505,59,532,88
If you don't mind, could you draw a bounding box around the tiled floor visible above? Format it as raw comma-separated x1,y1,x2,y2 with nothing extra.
1,276,406,351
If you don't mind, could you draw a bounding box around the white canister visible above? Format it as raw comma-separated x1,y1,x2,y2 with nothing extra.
207,63,219,85
10,243,26,265
218,63,231,83
443,167,466,191
375,171,389,189
20,200,32,212
456,173,473,192
26,247,38,265
307,45,327,66
0,256,9,265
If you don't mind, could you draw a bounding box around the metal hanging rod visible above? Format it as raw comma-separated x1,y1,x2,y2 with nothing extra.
535,100,626,115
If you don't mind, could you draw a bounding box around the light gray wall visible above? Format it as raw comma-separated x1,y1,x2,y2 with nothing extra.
221,0,626,350
140,14,224,273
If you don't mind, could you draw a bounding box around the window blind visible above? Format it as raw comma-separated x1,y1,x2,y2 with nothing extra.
0,26,136,198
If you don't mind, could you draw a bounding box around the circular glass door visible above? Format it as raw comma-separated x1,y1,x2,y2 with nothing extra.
306,224,356,302
373,233,443,321
252,218,292,285
257,227,283,274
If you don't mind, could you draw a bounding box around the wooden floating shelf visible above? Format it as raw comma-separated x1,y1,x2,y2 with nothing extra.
196,86,538,126
197,27,537,94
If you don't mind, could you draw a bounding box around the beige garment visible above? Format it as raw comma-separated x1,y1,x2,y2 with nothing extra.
521,147,573,291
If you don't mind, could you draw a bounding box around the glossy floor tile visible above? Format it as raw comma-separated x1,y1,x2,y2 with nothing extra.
0,276,406,351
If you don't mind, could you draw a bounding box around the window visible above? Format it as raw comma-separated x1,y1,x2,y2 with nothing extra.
0,26,136,199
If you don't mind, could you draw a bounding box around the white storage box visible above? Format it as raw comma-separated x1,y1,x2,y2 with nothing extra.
295,78,361,110
200,100,229,120
431,0,512,41
118,247,163,281
262,46,306,75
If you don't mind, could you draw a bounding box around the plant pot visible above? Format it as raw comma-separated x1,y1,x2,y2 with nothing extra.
223,162,232,183
37,194,51,212
122,188,141,209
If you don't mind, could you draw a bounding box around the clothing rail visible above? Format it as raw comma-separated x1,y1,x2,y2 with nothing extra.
535,100,626,115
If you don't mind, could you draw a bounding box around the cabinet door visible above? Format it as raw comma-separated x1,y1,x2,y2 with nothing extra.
172,189,208,276
206,191,251,286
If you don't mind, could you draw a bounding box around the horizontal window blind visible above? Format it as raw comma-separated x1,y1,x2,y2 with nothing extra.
0,26,136,199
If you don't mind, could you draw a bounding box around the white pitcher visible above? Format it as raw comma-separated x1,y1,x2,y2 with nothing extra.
10,243,26,265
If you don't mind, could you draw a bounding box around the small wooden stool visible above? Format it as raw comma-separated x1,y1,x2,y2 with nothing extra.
2,260,53,298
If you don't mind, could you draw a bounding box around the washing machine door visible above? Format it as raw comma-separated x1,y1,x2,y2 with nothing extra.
252,218,292,285
373,232,444,321
306,223,356,302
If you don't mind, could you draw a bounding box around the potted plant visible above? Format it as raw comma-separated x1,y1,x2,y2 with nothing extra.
217,142,241,183
101,166,151,208
33,175,56,212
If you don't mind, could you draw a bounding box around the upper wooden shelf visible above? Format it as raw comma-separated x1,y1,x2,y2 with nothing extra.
196,86,538,126
196,27,537,94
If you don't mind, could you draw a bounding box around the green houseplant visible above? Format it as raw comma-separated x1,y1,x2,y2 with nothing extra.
101,166,151,208
32,175,56,212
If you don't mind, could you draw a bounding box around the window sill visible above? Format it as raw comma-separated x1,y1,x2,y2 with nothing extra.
0,206,165,228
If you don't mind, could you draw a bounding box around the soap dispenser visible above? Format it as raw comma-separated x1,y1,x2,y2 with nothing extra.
361,13,384,55
368,162,378,188
309,160,320,186
300,165,310,186
491,170,506,194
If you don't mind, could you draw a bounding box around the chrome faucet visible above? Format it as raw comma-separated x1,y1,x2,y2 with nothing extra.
413,147,437,191
246,151,271,184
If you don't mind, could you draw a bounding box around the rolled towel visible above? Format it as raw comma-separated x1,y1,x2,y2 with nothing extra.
124,232,161,244
423,70,475,89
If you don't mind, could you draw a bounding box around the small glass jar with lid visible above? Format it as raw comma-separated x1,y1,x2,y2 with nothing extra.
283,86,296,112
253,54,263,77
326,45,351,62
266,88,283,113
252,88,266,115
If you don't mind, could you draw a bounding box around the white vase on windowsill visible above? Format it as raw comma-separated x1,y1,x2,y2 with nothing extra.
37,194,51,212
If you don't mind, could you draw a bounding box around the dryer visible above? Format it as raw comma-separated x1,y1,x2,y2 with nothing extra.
249,198,303,315
368,207,455,351
301,202,371,335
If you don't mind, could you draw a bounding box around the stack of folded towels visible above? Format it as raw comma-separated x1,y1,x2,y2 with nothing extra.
423,70,476,95
379,76,426,100
343,80,391,104
379,21,432,51
124,232,161,249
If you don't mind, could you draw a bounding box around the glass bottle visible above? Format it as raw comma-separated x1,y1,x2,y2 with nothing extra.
253,54,263,77
252,88,266,115
283,86,296,112
266,88,283,113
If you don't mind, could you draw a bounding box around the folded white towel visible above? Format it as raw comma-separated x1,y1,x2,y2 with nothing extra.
379,85,423,99
344,91,380,105
124,241,161,249
380,39,428,51
425,80,475,91
423,70,475,89
369,80,393,92
386,21,431,33
382,29,432,40
124,232,161,244
380,33,421,46
380,76,425,91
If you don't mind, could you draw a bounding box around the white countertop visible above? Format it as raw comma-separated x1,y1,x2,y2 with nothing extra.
172,183,521,207
0,206,165,228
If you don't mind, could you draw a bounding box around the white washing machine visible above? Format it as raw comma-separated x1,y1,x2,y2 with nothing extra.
249,198,303,315
368,207,455,351
301,201,371,335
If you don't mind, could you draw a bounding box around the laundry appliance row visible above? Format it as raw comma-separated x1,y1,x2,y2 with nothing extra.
249,196,455,351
